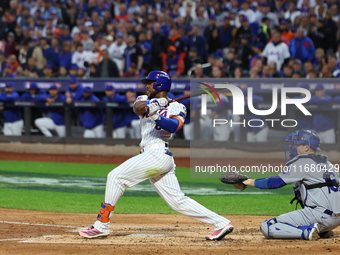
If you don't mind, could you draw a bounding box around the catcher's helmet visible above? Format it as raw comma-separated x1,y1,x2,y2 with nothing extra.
141,71,172,92
284,129,321,162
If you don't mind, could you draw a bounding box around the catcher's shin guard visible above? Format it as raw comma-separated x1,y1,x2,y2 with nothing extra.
97,202,115,223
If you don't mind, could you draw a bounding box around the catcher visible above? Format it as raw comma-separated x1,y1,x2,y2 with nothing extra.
220,130,340,240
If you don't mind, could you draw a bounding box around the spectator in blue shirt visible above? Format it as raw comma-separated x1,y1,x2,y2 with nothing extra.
289,27,315,63
188,25,208,62
138,32,151,66
58,41,72,70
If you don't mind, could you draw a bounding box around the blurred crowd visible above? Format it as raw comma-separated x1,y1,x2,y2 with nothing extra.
1,0,340,79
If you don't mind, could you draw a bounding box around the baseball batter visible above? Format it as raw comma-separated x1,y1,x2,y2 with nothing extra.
238,130,340,240
79,71,233,240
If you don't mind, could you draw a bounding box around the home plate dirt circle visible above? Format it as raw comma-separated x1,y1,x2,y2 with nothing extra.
2,209,340,255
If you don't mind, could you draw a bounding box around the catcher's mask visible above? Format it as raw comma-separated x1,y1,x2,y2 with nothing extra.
284,132,298,164
284,129,321,163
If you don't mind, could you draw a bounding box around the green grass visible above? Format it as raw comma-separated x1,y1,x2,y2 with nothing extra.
0,160,297,216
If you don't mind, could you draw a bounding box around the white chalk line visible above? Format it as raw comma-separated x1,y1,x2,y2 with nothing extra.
0,220,78,228
0,238,25,242
19,237,229,246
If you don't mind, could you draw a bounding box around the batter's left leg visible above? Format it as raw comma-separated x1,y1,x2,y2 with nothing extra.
150,169,231,237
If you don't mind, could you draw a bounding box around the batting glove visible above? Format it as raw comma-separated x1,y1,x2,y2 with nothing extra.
146,100,161,120
154,98,169,108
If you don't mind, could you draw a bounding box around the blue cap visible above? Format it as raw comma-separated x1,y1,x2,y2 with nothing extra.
184,84,190,91
315,84,325,91
29,83,38,89
254,42,264,50
241,17,249,22
260,2,270,7
92,22,99,27
105,84,115,91
209,15,216,20
70,64,79,70
70,77,78,84
299,83,310,90
186,26,193,31
127,87,136,93
5,82,13,88
116,32,124,38
49,84,58,90
83,86,92,92
77,15,84,20
81,30,89,34
179,25,187,30
224,15,231,20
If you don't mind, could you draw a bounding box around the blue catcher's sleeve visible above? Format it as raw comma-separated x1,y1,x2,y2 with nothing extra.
155,115,182,133
254,176,287,189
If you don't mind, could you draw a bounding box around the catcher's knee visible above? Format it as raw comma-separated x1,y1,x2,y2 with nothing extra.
260,218,277,239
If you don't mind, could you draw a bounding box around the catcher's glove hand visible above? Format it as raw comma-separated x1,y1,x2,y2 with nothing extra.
219,171,249,190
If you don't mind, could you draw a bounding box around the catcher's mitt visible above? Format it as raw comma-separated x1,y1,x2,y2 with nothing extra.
219,171,249,189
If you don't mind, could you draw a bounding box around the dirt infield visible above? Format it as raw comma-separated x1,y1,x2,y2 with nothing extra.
1,152,340,255
1,209,339,255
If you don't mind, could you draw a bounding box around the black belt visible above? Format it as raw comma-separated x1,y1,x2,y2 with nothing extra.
165,143,168,147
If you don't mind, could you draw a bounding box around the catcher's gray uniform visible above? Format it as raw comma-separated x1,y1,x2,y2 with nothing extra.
260,154,340,239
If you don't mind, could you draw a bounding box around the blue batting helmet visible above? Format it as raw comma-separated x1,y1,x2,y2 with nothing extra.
141,71,172,92
284,129,321,163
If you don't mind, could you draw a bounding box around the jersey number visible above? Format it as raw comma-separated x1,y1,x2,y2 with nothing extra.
155,109,168,130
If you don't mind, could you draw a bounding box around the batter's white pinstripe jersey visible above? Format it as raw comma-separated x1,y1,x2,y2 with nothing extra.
134,95,187,148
